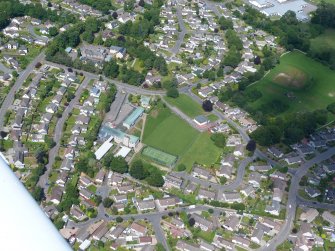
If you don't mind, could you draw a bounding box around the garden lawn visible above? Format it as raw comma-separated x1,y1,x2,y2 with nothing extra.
248,51,335,115
164,94,205,118
143,107,221,169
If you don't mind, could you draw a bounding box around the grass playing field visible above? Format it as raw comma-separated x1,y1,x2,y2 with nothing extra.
142,107,221,169
164,94,205,118
247,51,335,116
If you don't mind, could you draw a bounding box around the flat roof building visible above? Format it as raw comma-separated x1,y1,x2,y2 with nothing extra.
123,107,144,129
99,126,139,148
95,136,114,160
193,115,209,126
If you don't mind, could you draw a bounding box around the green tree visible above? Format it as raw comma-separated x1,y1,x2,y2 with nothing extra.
103,197,114,207
49,27,58,36
147,171,164,187
176,164,186,172
130,160,148,180
103,60,119,78
109,156,129,174
210,133,226,148
166,87,179,98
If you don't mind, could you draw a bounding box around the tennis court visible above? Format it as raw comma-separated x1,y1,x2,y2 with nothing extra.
142,146,177,167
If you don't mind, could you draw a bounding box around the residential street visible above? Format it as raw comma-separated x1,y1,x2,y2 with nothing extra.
37,76,92,192
27,25,49,43
43,60,166,96
260,147,335,251
0,51,45,130
170,7,187,55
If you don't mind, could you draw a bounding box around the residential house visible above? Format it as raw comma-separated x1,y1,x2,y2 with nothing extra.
70,205,86,221
248,172,263,187
79,188,93,200
213,235,234,250
268,147,284,158
56,171,69,187
156,197,181,209
50,186,63,205
192,213,214,231
163,174,183,189
197,189,216,201
251,228,264,244
192,166,211,180
265,200,280,216
232,236,250,248
135,199,156,211
117,185,134,194
176,240,200,251
112,194,128,204
222,215,240,231
217,164,233,179
108,225,126,240
300,208,319,223
95,169,105,185
322,211,335,225
221,192,242,203
129,222,147,237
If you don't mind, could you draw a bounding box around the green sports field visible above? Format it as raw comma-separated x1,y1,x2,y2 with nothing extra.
247,51,335,116
142,146,177,167
164,94,205,118
142,107,221,168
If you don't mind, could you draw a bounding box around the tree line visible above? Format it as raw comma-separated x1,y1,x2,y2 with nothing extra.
0,0,76,30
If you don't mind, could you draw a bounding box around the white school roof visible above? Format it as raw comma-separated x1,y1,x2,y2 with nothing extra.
95,136,114,160
114,146,131,158
0,154,71,251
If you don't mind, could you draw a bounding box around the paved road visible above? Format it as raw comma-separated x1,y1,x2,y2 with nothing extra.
67,204,235,229
38,76,92,192
44,61,166,96
0,52,45,130
260,147,335,251
297,196,335,211
27,25,49,42
170,7,187,55
151,215,170,251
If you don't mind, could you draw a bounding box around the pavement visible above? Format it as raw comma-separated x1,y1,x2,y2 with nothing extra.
27,25,49,42
38,76,92,192
296,196,335,210
260,146,335,251
170,7,187,55
0,52,45,130
161,97,202,131
43,60,166,96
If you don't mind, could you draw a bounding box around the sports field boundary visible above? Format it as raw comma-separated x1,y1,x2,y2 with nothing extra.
142,146,178,167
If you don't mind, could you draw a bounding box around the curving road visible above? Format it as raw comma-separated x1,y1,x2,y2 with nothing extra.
260,147,335,251
43,61,166,96
0,52,45,130
170,7,187,55
38,76,92,193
